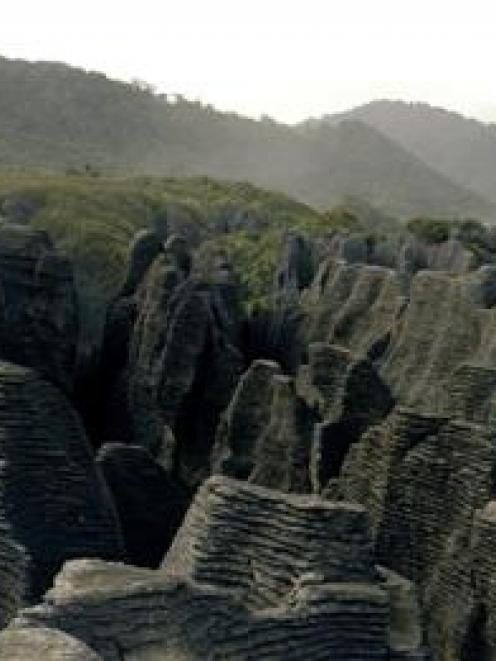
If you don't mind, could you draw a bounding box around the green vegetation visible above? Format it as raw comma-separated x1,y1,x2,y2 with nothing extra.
2,169,494,343
406,217,452,244
1,56,495,221
0,172,325,313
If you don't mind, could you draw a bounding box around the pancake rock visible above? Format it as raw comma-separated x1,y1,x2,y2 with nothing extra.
212,360,315,493
0,526,28,629
0,627,102,661
337,406,495,658
302,258,405,360
380,267,496,410
0,477,416,660
296,342,394,490
0,361,124,603
97,443,190,568
0,224,78,390
104,233,244,488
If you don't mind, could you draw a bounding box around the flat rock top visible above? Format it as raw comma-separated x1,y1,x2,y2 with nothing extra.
203,474,367,515
0,627,102,660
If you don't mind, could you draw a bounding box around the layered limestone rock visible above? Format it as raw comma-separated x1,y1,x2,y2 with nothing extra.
103,233,244,488
302,258,405,360
380,266,496,410
0,361,124,603
2,477,400,660
336,406,495,658
0,627,102,661
96,443,190,568
0,224,78,390
212,360,315,493
274,231,316,295
397,236,478,277
297,342,394,490
0,527,28,629
444,362,496,425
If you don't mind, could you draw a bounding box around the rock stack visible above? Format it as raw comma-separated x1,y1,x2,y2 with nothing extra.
0,476,415,660
0,362,124,604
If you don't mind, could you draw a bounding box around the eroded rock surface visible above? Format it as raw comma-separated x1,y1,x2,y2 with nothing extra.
97,443,190,568
103,233,244,488
0,626,102,661
0,224,78,390
0,361,124,603
302,258,406,360
381,267,496,410
1,477,405,660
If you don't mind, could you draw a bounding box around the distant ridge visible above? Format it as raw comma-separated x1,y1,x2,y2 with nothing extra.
1,56,495,220
317,99,496,205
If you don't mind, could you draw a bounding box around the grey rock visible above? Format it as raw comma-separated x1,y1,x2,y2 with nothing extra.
4,477,393,660
380,267,496,411
0,361,124,603
96,444,190,568
213,361,315,493
0,627,102,660
302,258,405,360
0,224,78,390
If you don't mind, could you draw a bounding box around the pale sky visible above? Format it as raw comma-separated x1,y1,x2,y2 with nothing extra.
1,0,495,124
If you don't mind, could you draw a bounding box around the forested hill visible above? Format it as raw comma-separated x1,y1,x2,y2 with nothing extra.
1,56,495,221
318,99,496,205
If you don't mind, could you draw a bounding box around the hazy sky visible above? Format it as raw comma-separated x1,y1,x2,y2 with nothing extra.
1,0,495,124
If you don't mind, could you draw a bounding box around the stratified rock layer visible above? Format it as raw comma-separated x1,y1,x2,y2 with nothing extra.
297,342,393,489
103,234,244,488
97,443,190,568
0,526,27,629
212,360,315,493
0,627,102,661
2,477,399,660
381,267,496,410
0,224,78,390
336,405,495,658
302,258,405,359
0,361,124,603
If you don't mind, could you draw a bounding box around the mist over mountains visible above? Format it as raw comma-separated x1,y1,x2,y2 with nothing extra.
1,55,495,221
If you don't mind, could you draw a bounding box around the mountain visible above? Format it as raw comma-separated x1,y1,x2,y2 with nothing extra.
1,56,495,220
318,99,496,204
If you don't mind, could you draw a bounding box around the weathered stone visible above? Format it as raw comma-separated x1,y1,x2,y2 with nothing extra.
213,361,315,493
274,231,315,294
212,359,282,479
381,267,496,410
119,229,164,297
97,444,190,568
0,224,78,390
337,406,495,659
0,361,124,603
0,526,28,629
125,238,243,485
4,478,393,660
0,627,102,660
297,343,394,490
302,258,405,360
